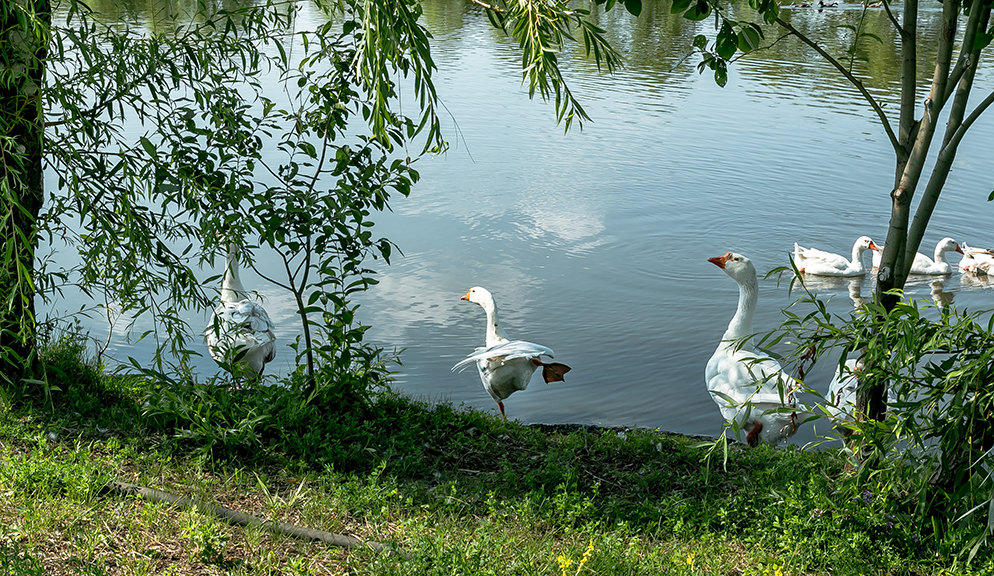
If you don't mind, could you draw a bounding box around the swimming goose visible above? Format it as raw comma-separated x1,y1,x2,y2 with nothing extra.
453,286,571,420
206,244,276,379
706,252,800,446
793,236,878,277
959,243,994,275
872,237,963,275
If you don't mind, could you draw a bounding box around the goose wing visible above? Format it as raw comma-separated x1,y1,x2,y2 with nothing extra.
453,340,555,372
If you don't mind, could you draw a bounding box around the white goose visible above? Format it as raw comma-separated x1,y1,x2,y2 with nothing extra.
206,244,276,379
872,237,963,275
452,286,571,420
706,252,800,446
958,243,994,275
793,236,879,277
825,357,860,425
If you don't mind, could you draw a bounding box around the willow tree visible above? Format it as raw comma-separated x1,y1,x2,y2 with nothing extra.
0,0,618,400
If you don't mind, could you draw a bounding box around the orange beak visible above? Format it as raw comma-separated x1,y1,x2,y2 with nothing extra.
869,241,880,251
955,244,964,254
460,289,471,301
708,252,732,269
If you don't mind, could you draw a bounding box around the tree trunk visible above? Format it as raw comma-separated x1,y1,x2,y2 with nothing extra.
862,0,963,420
0,0,49,384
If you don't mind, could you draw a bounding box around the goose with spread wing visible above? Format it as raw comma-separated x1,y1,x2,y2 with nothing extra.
706,252,801,446
453,286,571,420
206,244,276,380
793,236,879,277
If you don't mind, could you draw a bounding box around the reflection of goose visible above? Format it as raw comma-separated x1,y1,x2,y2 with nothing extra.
453,286,571,420
206,244,277,379
847,278,865,309
961,270,994,288
865,0,883,6
930,278,954,309
706,252,800,446
959,243,994,275
873,237,963,275
794,236,878,277
819,0,839,6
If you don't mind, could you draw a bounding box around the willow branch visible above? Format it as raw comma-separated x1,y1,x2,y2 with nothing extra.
776,17,901,154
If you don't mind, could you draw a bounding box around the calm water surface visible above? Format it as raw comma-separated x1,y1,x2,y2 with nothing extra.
56,1,994,443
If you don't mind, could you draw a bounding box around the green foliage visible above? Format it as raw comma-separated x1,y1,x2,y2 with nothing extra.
481,0,623,130
3,346,991,574
0,0,447,403
764,275,994,564
0,539,44,576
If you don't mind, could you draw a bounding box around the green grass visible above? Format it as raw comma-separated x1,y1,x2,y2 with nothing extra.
1,342,992,575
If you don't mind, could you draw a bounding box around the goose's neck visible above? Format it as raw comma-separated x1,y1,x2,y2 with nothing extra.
724,275,758,343
483,301,509,347
933,244,947,263
221,248,248,302
850,243,866,267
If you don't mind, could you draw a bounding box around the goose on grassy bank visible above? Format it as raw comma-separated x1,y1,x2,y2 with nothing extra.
453,286,571,421
206,244,276,380
706,252,801,446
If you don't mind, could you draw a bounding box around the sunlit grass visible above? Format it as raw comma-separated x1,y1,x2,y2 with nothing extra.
2,341,993,575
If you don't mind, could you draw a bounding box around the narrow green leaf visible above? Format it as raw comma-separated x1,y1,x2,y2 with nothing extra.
139,136,157,158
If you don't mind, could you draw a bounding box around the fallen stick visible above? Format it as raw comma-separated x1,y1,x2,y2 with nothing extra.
104,480,395,553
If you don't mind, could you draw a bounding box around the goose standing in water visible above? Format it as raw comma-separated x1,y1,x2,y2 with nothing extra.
872,237,963,275
706,252,800,446
206,244,276,380
793,236,879,277
453,286,571,420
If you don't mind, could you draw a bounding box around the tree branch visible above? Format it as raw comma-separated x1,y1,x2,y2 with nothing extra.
775,17,901,154
467,0,503,11
880,0,905,34
896,0,919,169
945,89,994,152
103,480,400,553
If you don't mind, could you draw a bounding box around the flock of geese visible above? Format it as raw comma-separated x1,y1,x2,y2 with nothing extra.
203,236,994,446
707,236,993,446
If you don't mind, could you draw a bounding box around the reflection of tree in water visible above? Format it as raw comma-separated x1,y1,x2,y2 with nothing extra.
76,0,969,109
739,5,946,100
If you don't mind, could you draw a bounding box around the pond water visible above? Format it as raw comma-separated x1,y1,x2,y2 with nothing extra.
51,0,994,444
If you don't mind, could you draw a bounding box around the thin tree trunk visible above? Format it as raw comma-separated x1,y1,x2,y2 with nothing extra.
906,1,990,255
862,0,959,420
0,0,49,384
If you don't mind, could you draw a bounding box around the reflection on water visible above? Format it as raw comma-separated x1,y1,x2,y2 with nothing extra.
930,279,954,309
49,0,994,442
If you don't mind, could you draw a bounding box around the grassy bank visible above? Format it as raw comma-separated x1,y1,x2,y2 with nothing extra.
0,344,990,575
